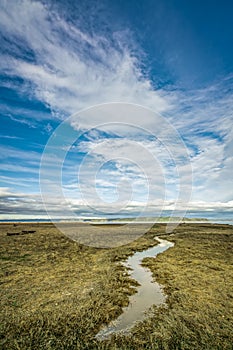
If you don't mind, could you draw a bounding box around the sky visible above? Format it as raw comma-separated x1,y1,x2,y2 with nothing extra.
0,0,233,221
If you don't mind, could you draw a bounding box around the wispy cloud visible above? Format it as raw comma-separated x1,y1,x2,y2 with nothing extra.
0,0,172,117
0,0,232,218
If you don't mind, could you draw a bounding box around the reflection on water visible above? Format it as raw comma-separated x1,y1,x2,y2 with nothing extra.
96,238,174,339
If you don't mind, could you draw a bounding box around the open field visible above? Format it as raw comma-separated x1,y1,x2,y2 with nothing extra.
0,222,232,349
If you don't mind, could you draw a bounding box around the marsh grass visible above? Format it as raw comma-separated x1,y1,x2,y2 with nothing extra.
0,223,232,349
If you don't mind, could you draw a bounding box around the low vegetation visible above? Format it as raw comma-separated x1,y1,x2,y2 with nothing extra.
0,222,232,349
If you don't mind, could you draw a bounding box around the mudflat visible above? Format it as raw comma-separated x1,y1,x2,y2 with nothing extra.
0,222,232,349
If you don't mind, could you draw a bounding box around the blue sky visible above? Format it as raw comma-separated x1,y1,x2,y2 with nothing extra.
0,0,233,220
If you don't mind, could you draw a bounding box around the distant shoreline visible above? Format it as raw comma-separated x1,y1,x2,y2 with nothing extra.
0,219,232,225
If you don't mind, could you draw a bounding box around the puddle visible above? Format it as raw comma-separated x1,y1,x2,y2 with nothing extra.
96,238,174,339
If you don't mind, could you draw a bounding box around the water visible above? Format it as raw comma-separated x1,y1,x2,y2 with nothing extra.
1,219,232,225
210,220,233,226
96,238,174,339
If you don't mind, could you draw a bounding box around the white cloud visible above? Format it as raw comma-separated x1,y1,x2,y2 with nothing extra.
0,187,232,221
0,0,172,117
0,0,232,216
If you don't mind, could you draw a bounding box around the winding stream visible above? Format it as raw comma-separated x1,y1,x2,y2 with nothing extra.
96,238,174,339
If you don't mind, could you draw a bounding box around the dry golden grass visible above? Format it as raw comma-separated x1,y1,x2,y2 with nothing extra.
0,222,232,349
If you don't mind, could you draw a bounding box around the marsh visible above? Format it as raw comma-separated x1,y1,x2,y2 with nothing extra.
0,222,232,349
